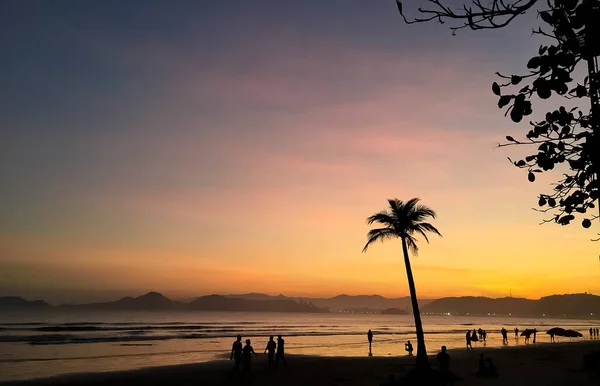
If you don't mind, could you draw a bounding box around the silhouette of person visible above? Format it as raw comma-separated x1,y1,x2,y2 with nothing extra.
405,340,414,355
242,339,257,376
532,329,537,344
477,353,485,375
276,335,287,369
591,327,594,338
471,329,478,342
477,328,483,340
466,331,472,350
596,328,599,337
484,357,498,377
368,329,373,355
436,345,450,374
264,335,277,370
476,356,498,377
501,328,508,345
549,331,555,343
514,327,519,339
482,330,487,343
230,334,243,374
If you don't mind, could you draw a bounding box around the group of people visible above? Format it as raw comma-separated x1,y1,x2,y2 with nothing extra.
230,334,287,376
465,328,487,349
476,353,498,378
466,326,542,349
589,327,600,338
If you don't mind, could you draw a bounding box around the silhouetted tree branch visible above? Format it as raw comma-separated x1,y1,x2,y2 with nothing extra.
397,1,599,236
396,0,539,35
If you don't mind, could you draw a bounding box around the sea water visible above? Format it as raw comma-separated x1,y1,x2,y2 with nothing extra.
1,311,598,381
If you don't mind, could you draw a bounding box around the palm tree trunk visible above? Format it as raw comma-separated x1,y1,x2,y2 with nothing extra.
401,237,429,370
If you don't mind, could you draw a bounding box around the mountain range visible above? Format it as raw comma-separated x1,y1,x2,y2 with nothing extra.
1,292,599,318
221,293,421,312
421,294,600,319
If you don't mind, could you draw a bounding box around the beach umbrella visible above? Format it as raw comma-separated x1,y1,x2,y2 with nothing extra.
520,328,536,337
562,329,583,338
546,327,566,336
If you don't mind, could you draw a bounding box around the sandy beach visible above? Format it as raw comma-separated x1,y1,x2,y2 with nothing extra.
3,341,599,386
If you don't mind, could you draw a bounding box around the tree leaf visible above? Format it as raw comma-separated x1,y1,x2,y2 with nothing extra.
528,172,535,182
539,11,553,25
527,57,541,69
582,219,592,228
511,75,523,85
498,95,512,108
510,107,523,123
506,135,516,142
492,82,501,96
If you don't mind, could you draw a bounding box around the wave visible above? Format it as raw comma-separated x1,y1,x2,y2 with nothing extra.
1,325,333,335
0,329,475,346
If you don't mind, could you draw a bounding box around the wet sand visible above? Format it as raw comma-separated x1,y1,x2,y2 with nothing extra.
3,341,599,386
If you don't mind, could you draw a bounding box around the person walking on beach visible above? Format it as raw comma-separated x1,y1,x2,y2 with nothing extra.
264,336,277,370
276,335,287,369
590,328,594,338
514,327,519,340
230,334,243,374
533,329,537,344
466,331,472,350
242,339,257,376
482,330,487,343
501,328,508,345
596,328,599,337
368,329,373,355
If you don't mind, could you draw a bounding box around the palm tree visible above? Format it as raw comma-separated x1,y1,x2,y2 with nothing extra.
362,198,441,370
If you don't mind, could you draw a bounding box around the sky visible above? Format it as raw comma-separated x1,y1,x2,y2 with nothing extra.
1,0,599,304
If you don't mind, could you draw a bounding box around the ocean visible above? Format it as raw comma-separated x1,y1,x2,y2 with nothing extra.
1,311,598,382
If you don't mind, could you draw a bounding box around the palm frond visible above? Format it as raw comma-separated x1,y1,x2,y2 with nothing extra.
405,234,419,255
366,211,396,226
413,226,430,244
416,222,442,238
362,228,398,253
387,199,403,219
402,198,421,218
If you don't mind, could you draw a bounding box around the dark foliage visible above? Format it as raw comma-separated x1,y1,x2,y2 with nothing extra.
397,1,599,236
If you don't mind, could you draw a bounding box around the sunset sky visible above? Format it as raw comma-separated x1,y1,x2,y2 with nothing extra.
1,0,599,304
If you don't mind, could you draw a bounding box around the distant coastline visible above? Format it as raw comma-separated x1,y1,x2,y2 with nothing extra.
1,292,599,318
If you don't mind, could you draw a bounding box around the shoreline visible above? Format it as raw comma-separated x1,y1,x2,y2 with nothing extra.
2,340,599,386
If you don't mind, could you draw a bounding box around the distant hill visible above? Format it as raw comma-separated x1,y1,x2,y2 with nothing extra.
225,293,425,312
536,294,600,318
422,296,535,316
58,291,182,311
187,295,328,313
422,294,600,318
0,296,53,311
